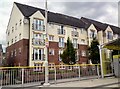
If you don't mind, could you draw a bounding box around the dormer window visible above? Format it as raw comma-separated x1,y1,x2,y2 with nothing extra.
107,31,112,40
33,19,44,31
90,30,96,38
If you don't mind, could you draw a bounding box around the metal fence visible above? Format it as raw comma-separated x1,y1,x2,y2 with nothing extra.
0,64,101,87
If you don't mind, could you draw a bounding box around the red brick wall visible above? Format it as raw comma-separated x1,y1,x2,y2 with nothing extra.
48,42,89,64
78,44,88,64
6,39,29,66
48,42,59,65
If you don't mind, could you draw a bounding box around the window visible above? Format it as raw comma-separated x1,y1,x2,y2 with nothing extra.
72,28,78,37
15,36,17,42
14,49,16,56
11,51,13,57
34,63,43,72
33,33,45,46
33,48,44,60
20,19,22,26
12,27,14,33
73,38,78,48
81,28,84,34
49,49,54,55
11,39,13,44
7,41,9,46
58,25,65,35
8,31,10,36
59,63,65,69
76,50,79,61
107,31,112,40
90,30,96,38
81,50,86,57
49,63,55,70
19,48,21,54
19,33,21,40
49,35,54,41
15,23,17,30
59,49,63,61
59,37,64,47
81,39,85,44
33,19,44,31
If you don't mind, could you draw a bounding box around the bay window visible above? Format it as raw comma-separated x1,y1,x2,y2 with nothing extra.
107,31,112,40
33,48,44,60
33,19,44,31
73,38,78,48
32,33,45,46
59,37,64,47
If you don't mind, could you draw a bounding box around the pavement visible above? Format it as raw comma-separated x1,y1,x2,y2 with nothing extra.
1,77,120,89
47,77,119,87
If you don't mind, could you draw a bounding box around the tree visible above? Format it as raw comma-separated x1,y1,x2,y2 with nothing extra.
60,37,76,65
88,37,100,64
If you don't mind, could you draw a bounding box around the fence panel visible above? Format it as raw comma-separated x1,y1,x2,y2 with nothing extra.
0,64,101,87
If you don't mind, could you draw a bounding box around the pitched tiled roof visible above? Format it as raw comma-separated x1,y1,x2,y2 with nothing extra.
81,17,108,31
81,17,120,35
15,2,86,28
109,25,120,35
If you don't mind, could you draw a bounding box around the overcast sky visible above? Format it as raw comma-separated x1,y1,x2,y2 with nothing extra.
0,0,119,52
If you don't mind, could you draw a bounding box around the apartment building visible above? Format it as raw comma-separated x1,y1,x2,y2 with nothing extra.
6,2,89,66
0,44,3,66
6,2,120,67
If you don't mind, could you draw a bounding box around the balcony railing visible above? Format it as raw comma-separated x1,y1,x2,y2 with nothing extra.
32,38,45,46
32,24,45,31
58,29,65,35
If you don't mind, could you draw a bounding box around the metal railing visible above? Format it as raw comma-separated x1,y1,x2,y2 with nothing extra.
0,64,101,87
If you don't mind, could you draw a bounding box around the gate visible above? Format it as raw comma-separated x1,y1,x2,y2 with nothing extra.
102,49,114,77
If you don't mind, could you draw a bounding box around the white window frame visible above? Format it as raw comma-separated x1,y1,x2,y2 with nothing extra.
107,31,112,40
73,38,78,48
59,49,63,61
59,63,65,69
49,35,54,41
19,33,21,40
58,25,65,35
90,30,96,38
49,63,55,70
49,49,54,55
15,23,17,30
81,50,86,57
33,19,44,31
33,48,44,61
34,63,43,72
59,37,64,47
33,33,45,46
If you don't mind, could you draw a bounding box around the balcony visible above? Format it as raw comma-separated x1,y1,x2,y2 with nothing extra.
32,38,45,46
32,24,45,31
58,29,65,35
72,31,79,37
